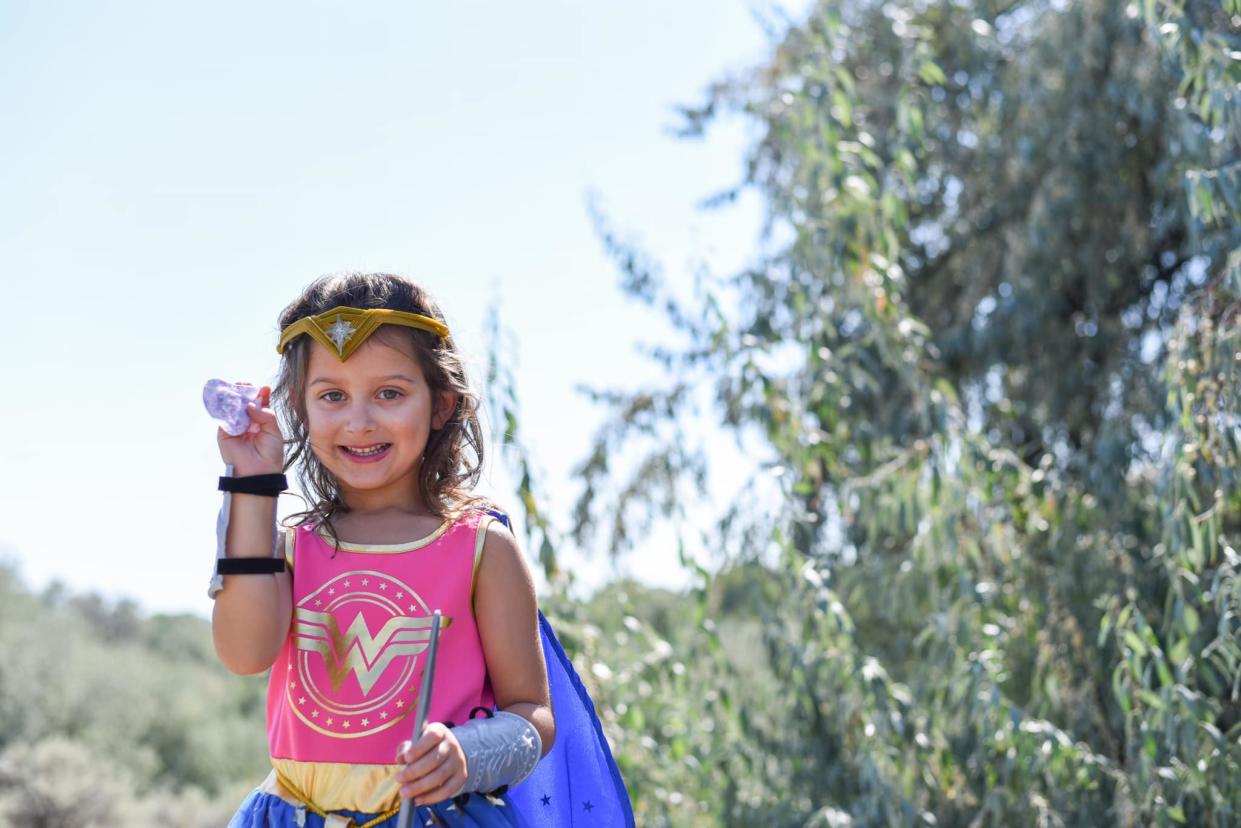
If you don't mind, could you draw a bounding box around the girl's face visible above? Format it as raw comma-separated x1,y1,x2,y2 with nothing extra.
302,332,456,511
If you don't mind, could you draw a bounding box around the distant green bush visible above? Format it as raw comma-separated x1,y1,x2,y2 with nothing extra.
0,563,268,826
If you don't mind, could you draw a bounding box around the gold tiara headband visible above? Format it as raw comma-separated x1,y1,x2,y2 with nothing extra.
276,306,450,361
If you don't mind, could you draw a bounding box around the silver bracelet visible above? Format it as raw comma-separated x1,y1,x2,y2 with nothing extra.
455,710,542,795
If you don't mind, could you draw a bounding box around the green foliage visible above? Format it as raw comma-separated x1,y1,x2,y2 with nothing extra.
556,0,1241,825
0,737,136,827
0,564,268,826
484,302,564,583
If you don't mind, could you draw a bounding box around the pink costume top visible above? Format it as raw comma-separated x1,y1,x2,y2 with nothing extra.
262,509,499,813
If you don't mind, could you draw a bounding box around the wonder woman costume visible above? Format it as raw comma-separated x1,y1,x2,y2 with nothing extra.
213,306,635,827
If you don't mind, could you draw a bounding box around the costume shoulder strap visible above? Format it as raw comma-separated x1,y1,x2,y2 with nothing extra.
471,511,495,598
282,526,297,572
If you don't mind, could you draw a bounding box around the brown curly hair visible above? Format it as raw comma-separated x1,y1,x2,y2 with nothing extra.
272,273,496,540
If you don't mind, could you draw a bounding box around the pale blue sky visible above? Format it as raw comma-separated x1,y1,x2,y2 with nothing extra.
0,0,806,614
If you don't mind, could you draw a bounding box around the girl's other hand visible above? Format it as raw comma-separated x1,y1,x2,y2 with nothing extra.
394,723,467,806
216,385,284,475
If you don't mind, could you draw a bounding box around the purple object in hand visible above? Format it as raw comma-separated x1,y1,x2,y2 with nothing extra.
203,379,261,436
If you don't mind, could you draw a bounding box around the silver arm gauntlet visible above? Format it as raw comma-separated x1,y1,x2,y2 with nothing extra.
206,463,234,599
207,463,280,599
455,711,542,794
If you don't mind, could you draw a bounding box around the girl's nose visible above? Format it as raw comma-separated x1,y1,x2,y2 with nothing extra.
344,401,378,433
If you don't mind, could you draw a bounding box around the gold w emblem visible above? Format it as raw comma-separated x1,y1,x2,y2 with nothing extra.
295,609,453,695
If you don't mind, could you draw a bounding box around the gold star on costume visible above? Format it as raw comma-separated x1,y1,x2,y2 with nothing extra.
276,306,450,361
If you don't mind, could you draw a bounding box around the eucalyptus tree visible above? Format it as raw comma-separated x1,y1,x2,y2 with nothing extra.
511,1,1241,825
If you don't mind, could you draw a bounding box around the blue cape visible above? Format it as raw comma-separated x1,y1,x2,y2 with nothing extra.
488,510,635,827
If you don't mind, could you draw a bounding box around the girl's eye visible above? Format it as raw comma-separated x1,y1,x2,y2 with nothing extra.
378,389,403,401
320,391,345,402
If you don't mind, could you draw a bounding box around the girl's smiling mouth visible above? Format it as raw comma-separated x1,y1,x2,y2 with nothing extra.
341,443,392,461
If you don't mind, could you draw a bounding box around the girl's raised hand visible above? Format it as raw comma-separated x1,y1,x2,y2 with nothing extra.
216,385,285,476
394,723,467,806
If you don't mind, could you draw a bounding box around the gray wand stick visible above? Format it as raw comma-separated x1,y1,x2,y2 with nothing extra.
396,609,444,828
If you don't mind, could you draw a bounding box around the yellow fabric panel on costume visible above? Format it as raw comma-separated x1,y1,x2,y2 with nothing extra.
268,758,404,813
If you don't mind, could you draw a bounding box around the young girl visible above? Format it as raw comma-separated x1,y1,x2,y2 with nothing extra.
209,273,633,828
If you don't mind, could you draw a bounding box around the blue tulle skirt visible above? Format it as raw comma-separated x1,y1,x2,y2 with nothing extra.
228,788,529,828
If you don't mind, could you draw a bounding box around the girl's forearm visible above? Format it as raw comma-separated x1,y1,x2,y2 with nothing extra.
212,492,291,674
500,701,556,757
